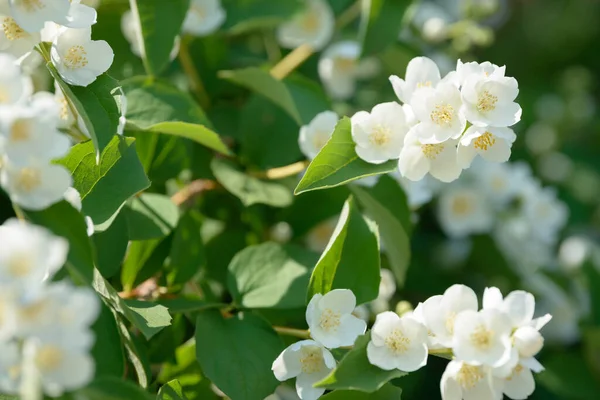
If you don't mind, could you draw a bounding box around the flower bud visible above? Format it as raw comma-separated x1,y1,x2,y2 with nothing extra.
513,326,544,358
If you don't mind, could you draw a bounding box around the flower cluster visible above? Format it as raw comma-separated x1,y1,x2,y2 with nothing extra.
0,218,100,398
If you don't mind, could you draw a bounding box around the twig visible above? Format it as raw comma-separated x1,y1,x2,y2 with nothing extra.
170,179,217,206
178,35,211,109
252,160,309,180
273,326,311,339
336,0,362,30
270,43,314,80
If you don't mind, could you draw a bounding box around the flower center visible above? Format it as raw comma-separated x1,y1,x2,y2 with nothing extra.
15,167,41,193
58,94,71,122
10,119,31,142
430,104,454,126
421,143,444,160
445,311,457,335
312,131,329,151
2,17,27,41
334,57,356,73
451,196,472,216
19,300,45,323
299,347,324,374
369,125,391,146
0,87,8,104
506,364,524,381
384,328,411,355
417,81,432,89
300,9,320,32
473,132,496,151
64,45,89,69
319,308,341,332
191,5,206,19
456,364,484,389
491,176,507,191
35,346,63,372
20,0,45,12
477,90,498,112
8,254,32,277
470,324,494,350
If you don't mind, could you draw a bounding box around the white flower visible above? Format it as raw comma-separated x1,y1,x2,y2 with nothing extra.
0,341,21,393
276,0,334,51
398,128,462,183
0,158,72,210
63,0,97,28
351,102,410,164
410,83,466,143
182,0,226,37
406,302,444,350
452,309,512,367
391,170,435,209
469,160,521,208
437,186,494,238
0,11,41,57
512,326,544,359
272,340,335,400
441,360,500,400
8,0,70,32
298,110,338,160
53,80,75,129
306,289,367,349
0,218,68,287
421,284,478,348
352,304,370,322
318,41,379,100
456,60,505,87
482,287,552,330
461,74,521,127
0,53,32,105
367,311,428,372
521,184,568,243
370,269,396,314
51,27,113,87
305,216,337,252
457,125,516,167
497,362,537,400
390,57,441,104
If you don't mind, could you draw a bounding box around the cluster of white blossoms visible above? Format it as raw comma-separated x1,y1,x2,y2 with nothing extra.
0,218,100,398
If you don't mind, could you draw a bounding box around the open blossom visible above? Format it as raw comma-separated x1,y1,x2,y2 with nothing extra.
0,10,41,57
456,60,505,86
437,186,494,238
8,0,70,32
51,27,113,87
390,57,441,104
63,0,97,28
441,360,500,400
306,289,367,349
521,184,568,243
298,111,338,160
182,0,226,37
367,311,428,372
272,340,335,400
457,125,516,168
495,358,544,400
461,73,522,127
0,53,32,106
351,102,410,164
276,0,334,51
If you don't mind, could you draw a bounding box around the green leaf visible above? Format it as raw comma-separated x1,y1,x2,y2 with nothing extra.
307,196,381,305
93,209,129,279
158,380,188,400
74,377,154,400
91,303,126,379
228,242,318,309
350,175,411,286
121,238,162,291
49,63,120,157
167,211,205,286
315,333,407,392
537,352,600,400
584,261,600,325
321,384,403,399
295,118,397,195
221,0,302,34
195,310,284,400
360,0,414,57
130,0,189,76
147,122,232,156
58,136,150,226
211,158,293,207
157,298,223,314
124,193,180,241
219,67,301,124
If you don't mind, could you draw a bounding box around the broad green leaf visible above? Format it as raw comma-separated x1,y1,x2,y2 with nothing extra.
124,193,180,241
351,176,411,286
307,197,381,305
48,61,120,157
221,0,302,34
537,352,600,400
360,0,414,57
91,303,126,379
211,158,293,207
295,118,397,194
228,242,318,309
195,310,284,400
93,209,129,279
57,136,150,226
315,333,407,392
321,384,403,399
158,380,188,400
130,0,189,76
167,211,205,286
219,67,302,124
121,235,174,292
74,377,154,400
147,122,232,155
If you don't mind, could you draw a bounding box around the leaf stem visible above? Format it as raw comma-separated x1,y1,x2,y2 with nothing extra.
273,326,311,339
12,204,25,221
336,0,362,30
170,179,217,206
270,44,314,80
178,35,211,109
252,160,309,180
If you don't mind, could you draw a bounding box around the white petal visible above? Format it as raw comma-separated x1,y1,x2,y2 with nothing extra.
513,326,543,358
389,75,407,103
320,289,356,314
398,143,429,182
503,366,535,400
482,287,504,310
503,291,535,327
337,314,366,346
296,371,327,400
480,138,512,163
272,346,302,381
366,341,396,370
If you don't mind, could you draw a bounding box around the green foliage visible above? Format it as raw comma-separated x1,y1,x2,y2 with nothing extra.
321,384,402,399
73,377,154,400
158,380,189,400
360,0,414,57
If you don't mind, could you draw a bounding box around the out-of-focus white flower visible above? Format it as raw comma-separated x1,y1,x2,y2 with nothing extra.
367,311,428,372
421,284,478,348
558,236,590,272
461,74,521,127
441,360,500,400
182,0,226,37
305,216,337,253
437,186,494,238
469,160,520,208
0,11,41,57
391,170,435,209
0,53,32,105
306,289,366,349
409,83,466,143
496,361,537,400
351,102,410,164
52,81,75,129
272,339,335,400
390,57,441,104
456,60,505,87
370,269,396,314
398,129,462,183
521,184,568,243
0,218,68,287
0,159,72,210
63,187,94,236
276,0,333,51
352,304,370,322
298,110,338,160
457,125,516,168
318,41,379,100
0,341,21,394
51,27,113,87
121,10,180,60
8,0,70,32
